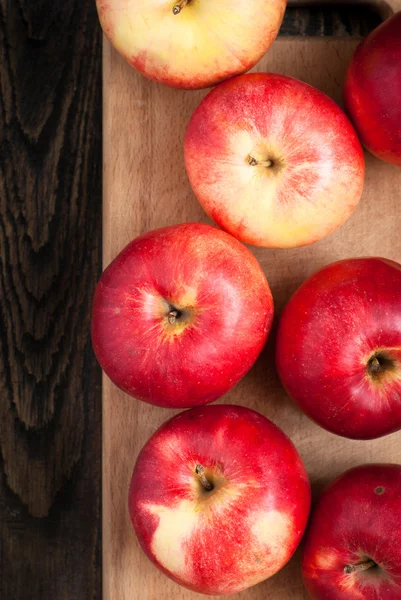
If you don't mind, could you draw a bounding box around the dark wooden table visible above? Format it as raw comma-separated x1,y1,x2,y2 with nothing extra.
0,2,381,599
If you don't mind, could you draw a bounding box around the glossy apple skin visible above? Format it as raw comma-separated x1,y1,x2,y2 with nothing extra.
129,404,311,595
96,0,285,89
344,12,401,166
302,464,401,600
184,73,365,248
91,223,273,408
276,257,401,440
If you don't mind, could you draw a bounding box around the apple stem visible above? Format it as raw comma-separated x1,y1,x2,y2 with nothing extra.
172,0,188,15
344,560,376,574
369,356,381,373
195,464,213,491
248,155,273,168
168,309,178,324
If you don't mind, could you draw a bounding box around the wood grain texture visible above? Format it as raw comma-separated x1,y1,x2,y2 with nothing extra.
103,4,401,600
0,0,102,598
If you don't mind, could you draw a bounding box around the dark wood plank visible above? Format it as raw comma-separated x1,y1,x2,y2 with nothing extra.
0,0,102,598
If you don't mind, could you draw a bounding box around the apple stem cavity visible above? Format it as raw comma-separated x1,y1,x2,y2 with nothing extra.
248,155,273,168
172,0,188,15
344,560,376,574
195,464,213,491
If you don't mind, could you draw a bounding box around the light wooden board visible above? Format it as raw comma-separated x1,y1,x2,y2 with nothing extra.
103,6,401,599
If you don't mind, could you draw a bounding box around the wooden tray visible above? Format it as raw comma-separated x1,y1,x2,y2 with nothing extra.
102,3,401,598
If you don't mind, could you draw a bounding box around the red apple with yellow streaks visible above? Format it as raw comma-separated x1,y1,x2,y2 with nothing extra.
91,223,273,408
276,257,401,440
344,12,401,166
129,404,311,595
302,464,401,600
96,0,286,89
184,73,365,248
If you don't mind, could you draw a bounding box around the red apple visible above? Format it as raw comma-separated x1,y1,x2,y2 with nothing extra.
91,223,273,408
96,0,286,89
302,464,401,600
184,73,365,248
129,404,311,595
344,12,401,166
276,257,401,440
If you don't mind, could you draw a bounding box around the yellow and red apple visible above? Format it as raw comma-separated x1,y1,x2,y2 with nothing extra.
184,73,365,248
129,404,311,595
91,223,273,408
96,0,286,89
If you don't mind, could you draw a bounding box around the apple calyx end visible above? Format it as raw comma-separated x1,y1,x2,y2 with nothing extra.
195,464,213,491
344,559,376,574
